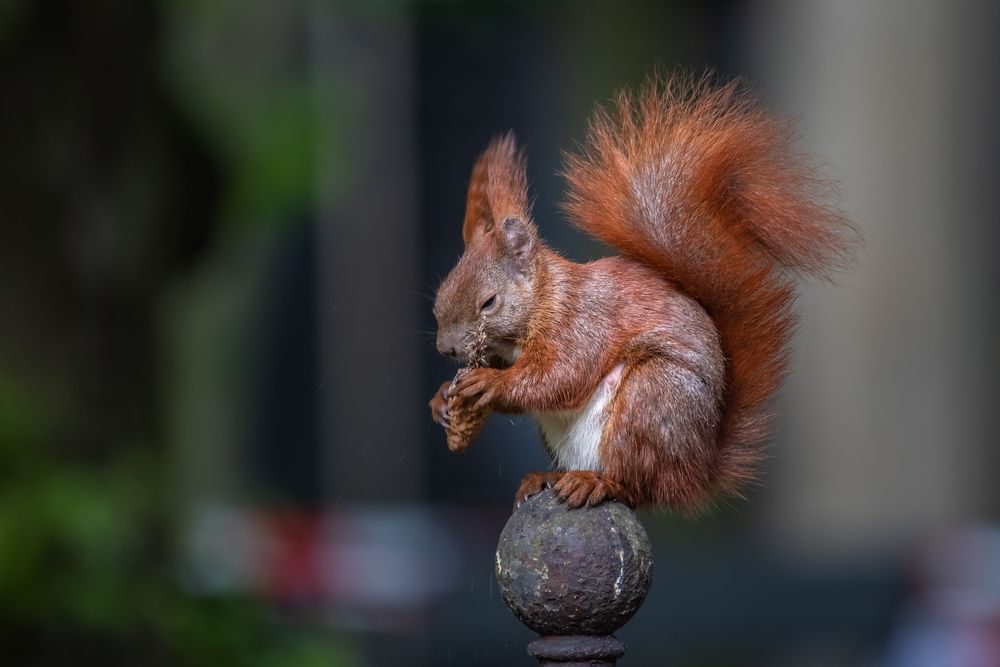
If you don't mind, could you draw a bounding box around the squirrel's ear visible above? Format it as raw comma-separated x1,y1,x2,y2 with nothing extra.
462,150,494,246
500,216,535,275
463,133,530,247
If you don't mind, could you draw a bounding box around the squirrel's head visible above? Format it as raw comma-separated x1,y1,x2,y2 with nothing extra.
433,134,539,366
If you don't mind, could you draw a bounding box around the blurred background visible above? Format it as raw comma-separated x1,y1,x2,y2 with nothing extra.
0,0,998,665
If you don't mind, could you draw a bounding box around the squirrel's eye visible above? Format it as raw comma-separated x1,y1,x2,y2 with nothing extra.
479,295,497,312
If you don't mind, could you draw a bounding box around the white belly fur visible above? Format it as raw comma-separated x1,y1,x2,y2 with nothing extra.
533,364,624,471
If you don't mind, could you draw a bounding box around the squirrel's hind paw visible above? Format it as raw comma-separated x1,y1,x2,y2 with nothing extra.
514,471,565,509
553,471,630,508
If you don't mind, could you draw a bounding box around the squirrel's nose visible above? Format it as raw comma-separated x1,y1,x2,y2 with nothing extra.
436,334,459,359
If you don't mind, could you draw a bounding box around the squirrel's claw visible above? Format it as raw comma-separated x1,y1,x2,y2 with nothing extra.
437,405,451,427
513,471,565,509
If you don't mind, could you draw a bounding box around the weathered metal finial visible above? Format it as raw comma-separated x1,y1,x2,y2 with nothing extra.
495,488,654,666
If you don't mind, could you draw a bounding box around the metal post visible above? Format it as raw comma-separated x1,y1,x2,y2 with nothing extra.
496,489,653,665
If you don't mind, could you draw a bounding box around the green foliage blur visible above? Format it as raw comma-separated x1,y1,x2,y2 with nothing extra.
0,1,356,664
0,376,356,666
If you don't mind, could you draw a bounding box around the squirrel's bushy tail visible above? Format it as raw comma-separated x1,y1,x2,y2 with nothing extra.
563,74,858,500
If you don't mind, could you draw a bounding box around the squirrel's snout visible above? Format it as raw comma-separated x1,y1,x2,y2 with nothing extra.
436,330,461,359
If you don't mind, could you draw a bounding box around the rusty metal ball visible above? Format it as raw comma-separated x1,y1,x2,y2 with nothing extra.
495,488,653,636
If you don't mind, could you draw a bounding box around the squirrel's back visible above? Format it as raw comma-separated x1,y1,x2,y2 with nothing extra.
563,74,858,501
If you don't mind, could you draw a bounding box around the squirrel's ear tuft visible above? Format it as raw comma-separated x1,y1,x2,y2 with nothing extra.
462,132,531,247
462,148,494,246
500,216,535,275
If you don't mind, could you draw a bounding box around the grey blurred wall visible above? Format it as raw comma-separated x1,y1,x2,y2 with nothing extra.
749,0,1000,556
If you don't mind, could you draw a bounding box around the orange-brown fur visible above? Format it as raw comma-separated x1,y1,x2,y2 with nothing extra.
430,74,858,513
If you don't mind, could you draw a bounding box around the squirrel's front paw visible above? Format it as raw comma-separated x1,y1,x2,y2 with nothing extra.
429,380,452,427
450,367,501,411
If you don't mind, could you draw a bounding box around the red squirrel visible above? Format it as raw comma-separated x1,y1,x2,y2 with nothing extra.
429,74,857,513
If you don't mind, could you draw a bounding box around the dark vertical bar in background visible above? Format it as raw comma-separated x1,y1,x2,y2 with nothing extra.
311,2,424,503
947,0,1000,514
